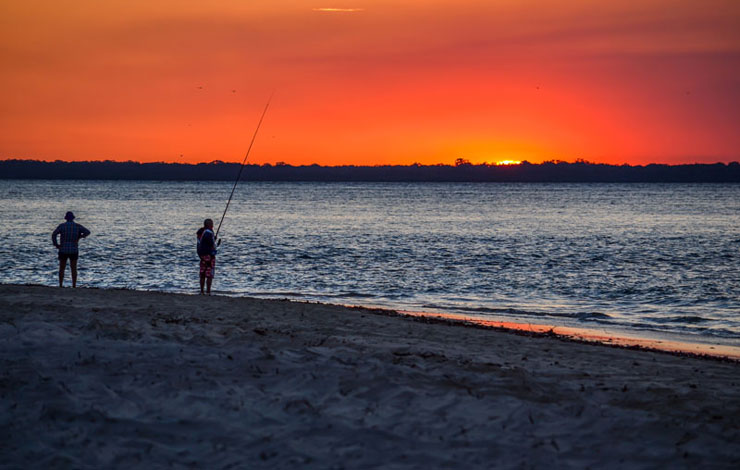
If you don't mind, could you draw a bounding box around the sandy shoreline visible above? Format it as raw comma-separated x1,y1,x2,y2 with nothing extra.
397,310,740,361
1,284,739,468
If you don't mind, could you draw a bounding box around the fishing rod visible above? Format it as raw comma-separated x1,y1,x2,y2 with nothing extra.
215,91,274,242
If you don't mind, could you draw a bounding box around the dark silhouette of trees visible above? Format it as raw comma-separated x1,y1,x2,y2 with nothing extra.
1,159,739,182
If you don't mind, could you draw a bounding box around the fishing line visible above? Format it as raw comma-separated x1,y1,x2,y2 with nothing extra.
215,91,274,241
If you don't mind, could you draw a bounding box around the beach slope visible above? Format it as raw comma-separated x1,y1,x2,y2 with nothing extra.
1,285,738,468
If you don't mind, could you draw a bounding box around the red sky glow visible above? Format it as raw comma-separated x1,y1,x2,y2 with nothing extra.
1,0,739,165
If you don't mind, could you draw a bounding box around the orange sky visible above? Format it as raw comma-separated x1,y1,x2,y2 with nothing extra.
1,0,738,166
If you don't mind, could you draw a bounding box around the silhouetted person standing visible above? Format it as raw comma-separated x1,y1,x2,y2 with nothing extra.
52,211,90,288
196,219,217,295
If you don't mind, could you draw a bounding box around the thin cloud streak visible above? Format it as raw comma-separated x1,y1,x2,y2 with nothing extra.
312,8,365,13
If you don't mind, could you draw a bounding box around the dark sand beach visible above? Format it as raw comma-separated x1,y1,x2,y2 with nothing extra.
1,284,739,468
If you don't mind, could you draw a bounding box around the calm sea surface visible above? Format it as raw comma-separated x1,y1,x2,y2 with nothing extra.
1,180,738,342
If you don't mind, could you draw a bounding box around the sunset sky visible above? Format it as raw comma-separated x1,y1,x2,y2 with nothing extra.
1,0,738,166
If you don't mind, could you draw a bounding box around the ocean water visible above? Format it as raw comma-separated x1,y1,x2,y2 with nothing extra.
1,180,738,342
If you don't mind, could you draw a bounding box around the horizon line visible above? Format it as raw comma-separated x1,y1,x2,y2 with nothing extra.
2,158,739,168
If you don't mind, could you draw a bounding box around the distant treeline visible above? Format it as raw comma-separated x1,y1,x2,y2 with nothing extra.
1,159,739,182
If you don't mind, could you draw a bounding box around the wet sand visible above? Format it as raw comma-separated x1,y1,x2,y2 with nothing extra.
1,284,738,468
400,310,740,361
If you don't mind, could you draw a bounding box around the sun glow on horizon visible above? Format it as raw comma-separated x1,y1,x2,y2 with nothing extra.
495,160,522,166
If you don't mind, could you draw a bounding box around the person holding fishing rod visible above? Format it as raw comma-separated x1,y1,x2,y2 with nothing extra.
194,92,273,295
196,219,219,295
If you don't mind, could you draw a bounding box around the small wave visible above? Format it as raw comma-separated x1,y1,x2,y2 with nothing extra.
652,315,708,324
422,304,537,316
576,311,612,321
250,291,307,298
616,318,740,339
338,292,376,299
421,304,612,322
